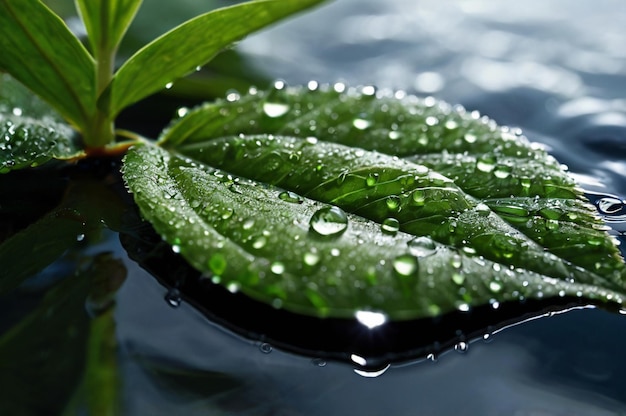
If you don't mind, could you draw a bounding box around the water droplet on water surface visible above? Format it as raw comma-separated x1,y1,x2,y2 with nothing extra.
164,288,182,308
454,341,469,354
259,343,273,354
309,206,348,236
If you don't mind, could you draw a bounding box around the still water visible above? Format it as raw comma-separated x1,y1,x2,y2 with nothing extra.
112,1,626,414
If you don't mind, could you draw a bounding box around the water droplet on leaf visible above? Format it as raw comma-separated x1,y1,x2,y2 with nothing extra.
381,218,400,235
309,206,348,237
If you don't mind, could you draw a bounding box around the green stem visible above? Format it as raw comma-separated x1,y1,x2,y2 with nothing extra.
84,5,115,149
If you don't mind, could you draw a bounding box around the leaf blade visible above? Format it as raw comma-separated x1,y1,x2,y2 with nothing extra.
75,0,143,57
106,0,325,116
126,86,626,321
0,0,95,129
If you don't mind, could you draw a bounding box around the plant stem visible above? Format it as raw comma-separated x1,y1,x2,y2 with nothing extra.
83,5,115,149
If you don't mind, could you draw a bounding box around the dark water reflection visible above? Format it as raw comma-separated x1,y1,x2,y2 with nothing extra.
112,1,626,414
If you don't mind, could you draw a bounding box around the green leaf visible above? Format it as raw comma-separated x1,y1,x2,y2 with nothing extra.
0,0,95,129
0,73,63,122
105,0,325,117
0,112,83,173
123,121,625,321
75,0,143,57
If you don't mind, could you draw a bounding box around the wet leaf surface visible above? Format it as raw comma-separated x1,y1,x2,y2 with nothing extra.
0,75,83,173
124,85,626,324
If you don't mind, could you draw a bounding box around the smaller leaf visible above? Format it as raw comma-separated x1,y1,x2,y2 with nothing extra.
0,0,95,129
75,0,143,57
0,113,83,173
105,0,325,117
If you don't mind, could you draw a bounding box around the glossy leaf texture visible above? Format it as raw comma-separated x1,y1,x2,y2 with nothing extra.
0,112,82,173
75,0,143,57
124,92,626,322
104,0,325,117
0,0,95,130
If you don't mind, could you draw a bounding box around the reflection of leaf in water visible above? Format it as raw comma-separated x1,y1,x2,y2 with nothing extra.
138,357,242,399
0,253,126,415
0,262,89,415
0,163,128,294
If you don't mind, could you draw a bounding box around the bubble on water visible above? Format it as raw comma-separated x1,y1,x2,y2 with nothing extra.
312,358,327,367
279,191,303,204
381,218,400,235
393,254,419,277
259,343,273,354
309,206,348,236
454,341,469,354
426,353,438,362
164,288,182,308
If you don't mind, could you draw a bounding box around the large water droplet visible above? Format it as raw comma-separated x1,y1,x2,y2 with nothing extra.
309,206,348,237
263,102,290,118
493,165,512,179
381,218,400,235
366,173,379,187
393,254,419,277
476,155,496,173
279,191,303,204
408,236,437,258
